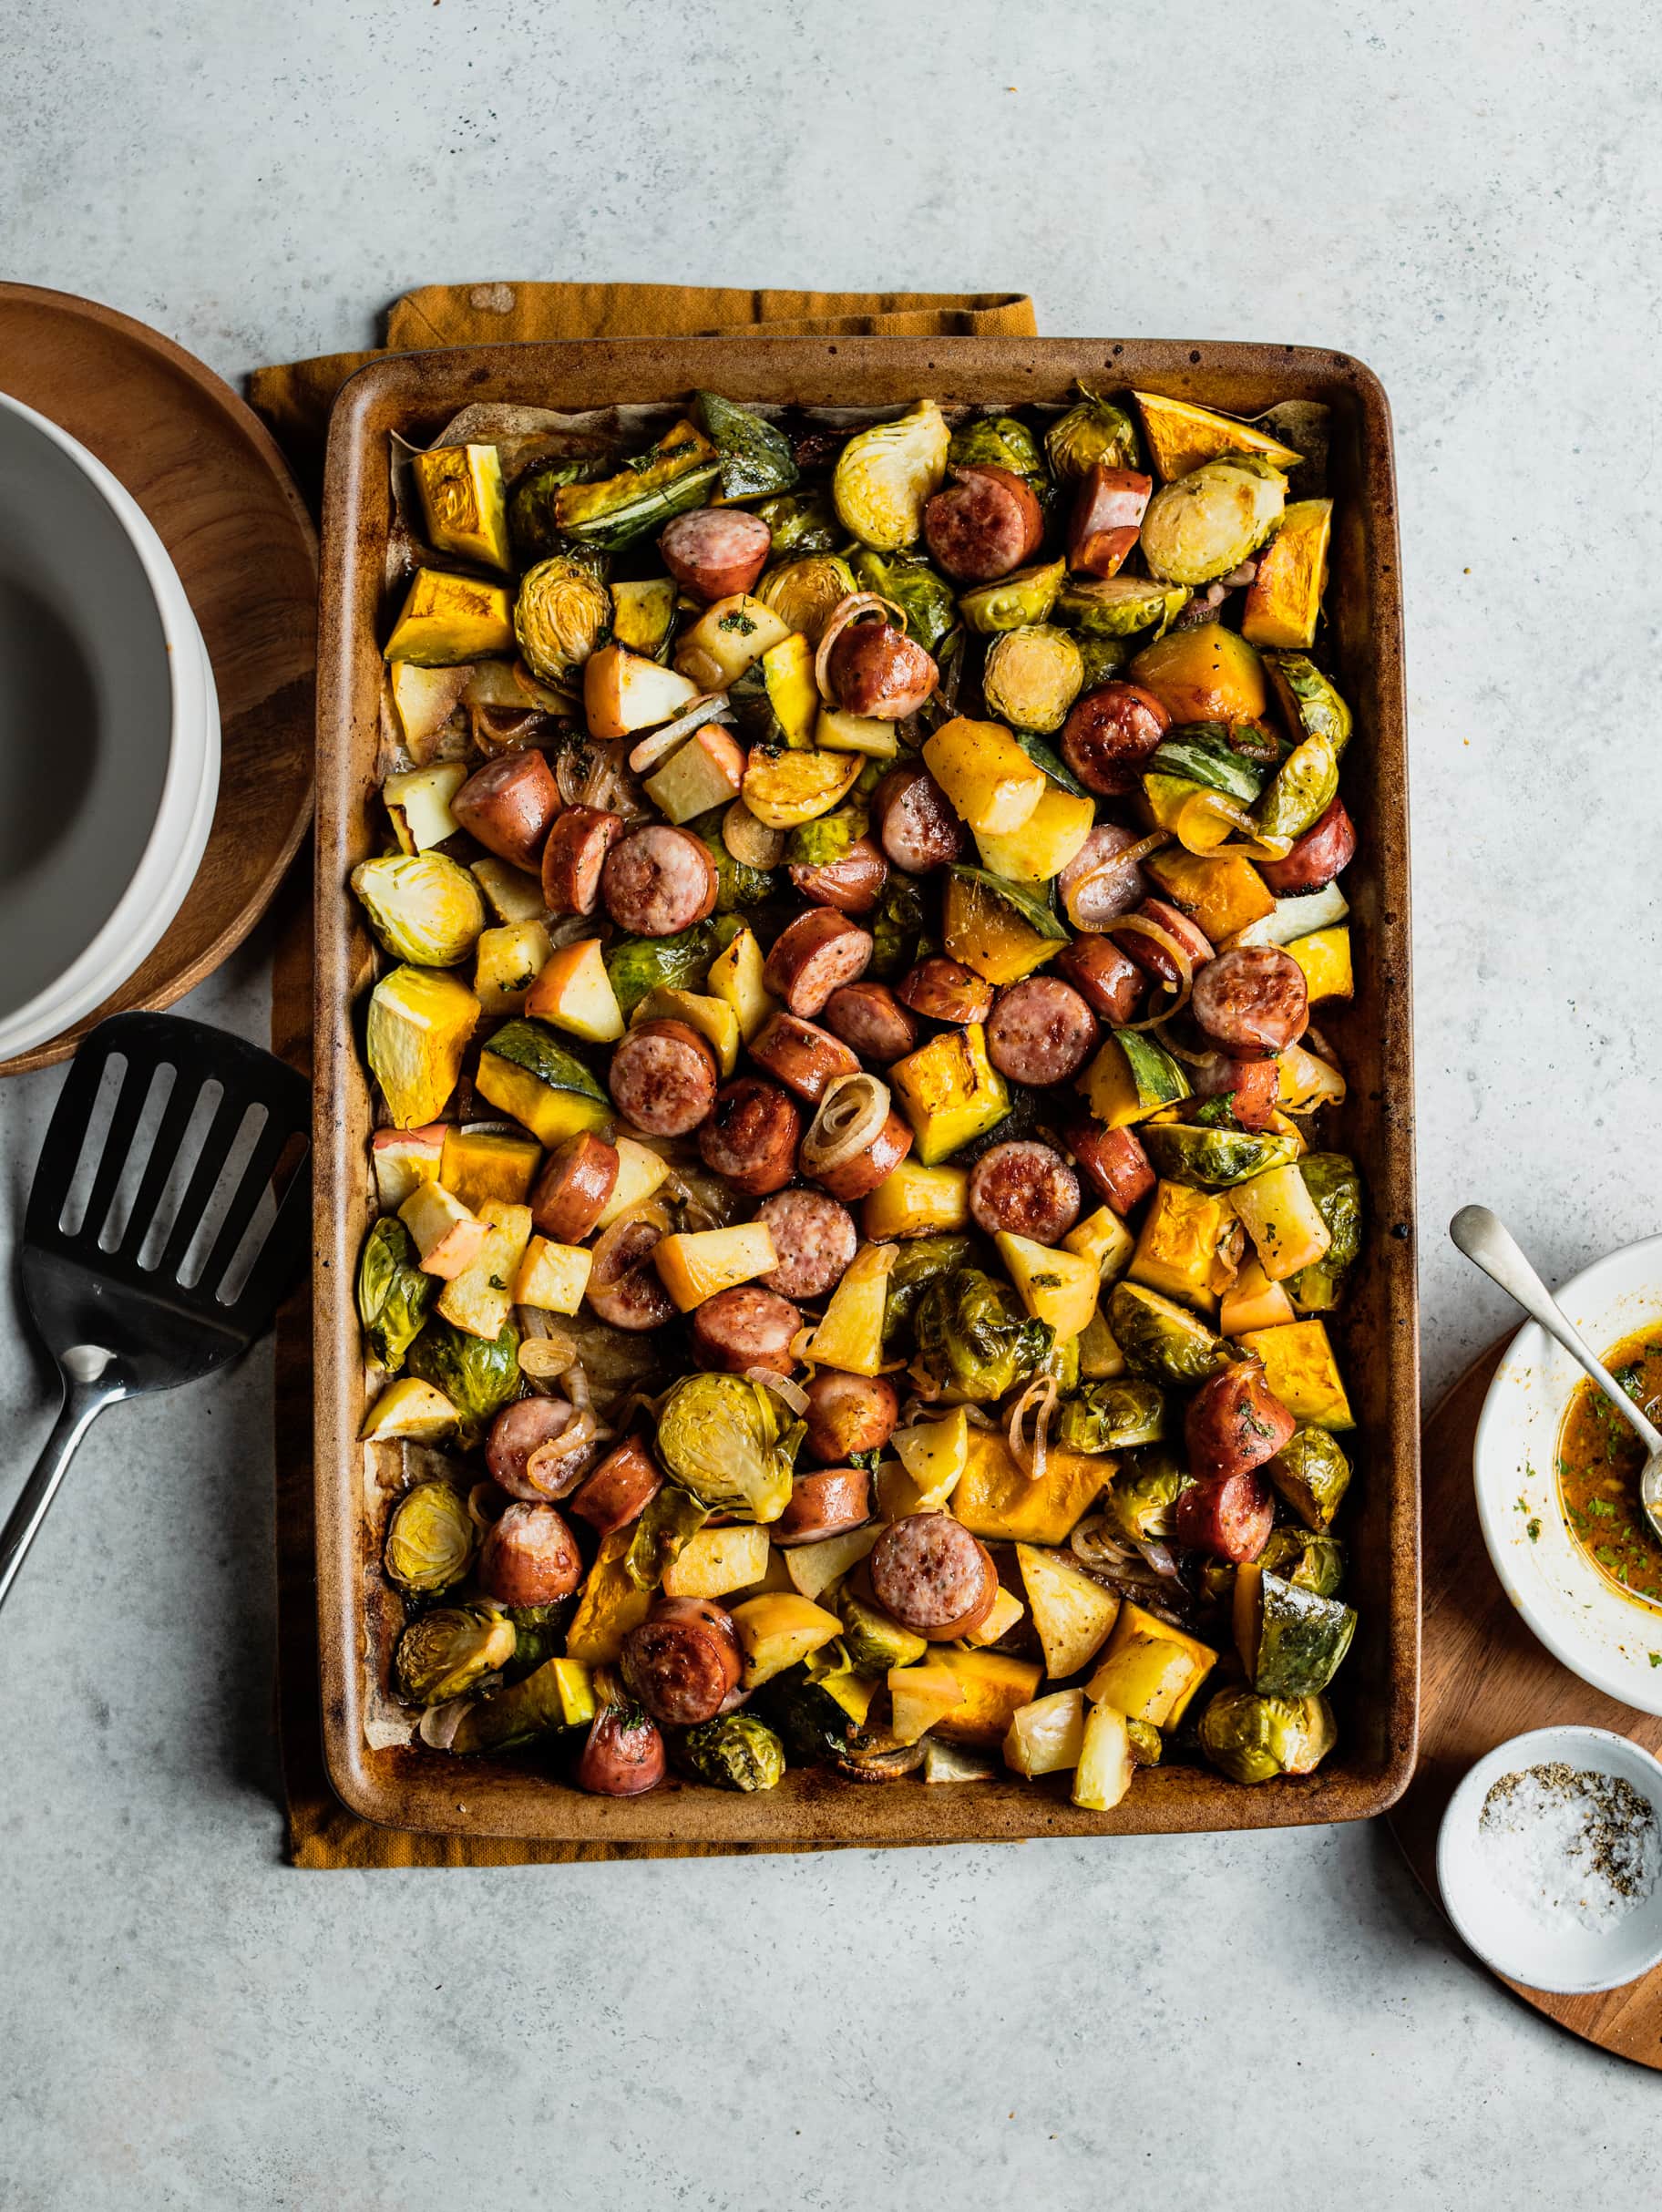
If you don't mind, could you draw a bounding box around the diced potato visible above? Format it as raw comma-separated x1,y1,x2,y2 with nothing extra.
1242,499,1332,650
889,1662,968,1745
1229,1163,1332,1283
436,1199,533,1339
384,762,467,853
566,1528,653,1664
922,716,1045,836
630,986,740,1076
511,1235,592,1315
590,1136,670,1230
730,1592,842,1688
522,938,625,1044
741,746,864,829
470,856,547,924
781,1524,881,1602
1086,1603,1217,1725
706,924,777,1044
1236,1320,1355,1431
1062,1206,1136,1286
1078,1307,1127,1379
1016,1545,1122,1679
1277,1042,1347,1112
1072,1701,1135,1811
371,1123,445,1211
644,725,746,824
661,1525,772,1600
384,569,515,666
583,643,701,740
390,662,470,765
1128,1181,1234,1312
858,1161,968,1243
972,786,1095,882
439,1126,540,1212
674,593,794,692
359,1376,457,1444
996,1232,1102,1341
1005,1688,1087,1776
399,1180,487,1280
891,1407,970,1509
932,1648,1045,1746
797,1240,896,1374
1144,847,1275,943
950,1433,1108,1546
473,919,555,1018
1285,923,1353,1003
365,967,479,1130
888,1024,1010,1166
963,1585,1027,1648
653,1222,777,1312
816,705,899,759
1219,1253,1298,1335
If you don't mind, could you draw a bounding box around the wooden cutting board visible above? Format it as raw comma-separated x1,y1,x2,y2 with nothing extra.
1388,1343,1662,2065
0,284,315,1075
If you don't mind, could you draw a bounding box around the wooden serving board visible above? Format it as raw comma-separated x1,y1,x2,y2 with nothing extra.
1388,1343,1662,2066
0,284,316,1076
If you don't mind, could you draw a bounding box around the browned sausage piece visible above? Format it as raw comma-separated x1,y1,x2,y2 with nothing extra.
452,750,562,870
1055,937,1144,1024
789,836,888,916
1257,795,1357,897
576,1704,666,1795
870,1514,999,1641
477,1500,584,1606
803,1371,898,1464
923,465,1044,583
586,1213,676,1332
601,824,719,937
690,1283,803,1375
986,976,1097,1086
967,1139,1081,1244
1113,898,1215,986
895,957,993,1026
764,908,874,1018
568,1436,662,1538
800,1074,914,1203
529,1132,619,1243
1190,1052,1282,1132
1067,465,1154,579
1060,683,1171,797
1173,1470,1275,1564
1185,1361,1298,1483
658,508,771,602
822,981,918,1065
1065,1123,1156,1218
870,762,964,875
826,620,939,720
486,1396,596,1502
747,1013,860,1103
609,1017,718,1136
696,1076,802,1197
541,804,623,916
1190,945,1309,1059
621,1598,743,1725
755,1187,857,1301
1058,823,1150,931
772,1467,874,1548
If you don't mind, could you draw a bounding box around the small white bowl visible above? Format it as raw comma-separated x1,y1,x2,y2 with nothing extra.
1472,1233,1662,1714
0,391,219,1063
1438,1725,1662,1993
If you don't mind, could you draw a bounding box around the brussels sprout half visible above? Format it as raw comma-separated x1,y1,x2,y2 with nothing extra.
513,554,613,687
405,1316,523,1444
1045,387,1142,484
384,1479,476,1596
356,1216,438,1372
1107,1282,1236,1387
1140,1121,1300,1190
351,852,487,970
980,624,1084,736
656,1372,799,1522
850,548,959,654
911,1268,1054,1404
832,401,951,550
1057,1379,1167,1456
508,456,612,569
1197,1686,1336,1784
683,1712,787,1791
1103,1450,1195,1545
1140,456,1287,587
755,553,858,644
394,1605,516,1707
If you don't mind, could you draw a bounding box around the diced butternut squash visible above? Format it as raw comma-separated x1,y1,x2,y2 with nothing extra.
996,1232,1102,1341
439,1127,540,1212
436,1199,533,1339
1242,499,1332,650
630,986,740,1076
384,762,467,853
1062,1206,1136,1286
706,925,777,1044
384,569,515,666
583,643,700,740
922,716,1045,836
1229,1164,1332,1283
1128,1181,1234,1312
511,1235,593,1315
888,1662,967,1745
730,1592,842,1688
950,1432,1108,1546
932,1647,1045,1746
860,1158,970,1240
1016,1545,1122,1679
781,1524,881,1603
473,920,554,1018
796,1240,896,1374
1144,847,1275,943
399,1180,487,1280
661,1525,772,1600
371,1123,445,1211
1236,1320,1355,1431
522,937,625,1044
972,787,1095,882
1004,1688,1086,1776
1133,391,1304,483
962,1585,1027,1648
1086,1602,1217,1725
1285,923,1353,1003
359,1376,457,1444
590,1136,670,1230
891,1407,970,1509
566,1528,652,1664
653,1222,777,1312
1218,1253,1298,1336
888,1024,1010,1165
1129,623,1267,725
1072,1700,1135,1811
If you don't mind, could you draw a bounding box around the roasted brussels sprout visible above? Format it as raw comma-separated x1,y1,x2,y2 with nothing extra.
1265,650,1352,754
350,853,487,969
1045,386,1142,483
754,552,858,643
837,1589,928,1674
849,548,959,654
784,803,868,872
508,457,611,569
949,412,1048,484
394,1604,515,1706
624,1484,711,1590
1076,634,1134,688
356,1216,436,1373
1197,1686,1337,1784
755,489,842,555
447,1650,593,1751
404,1317,522,1444
1058,1379,1167,1455
1259,1527,1346,1599
513,553,613,686
1054,574,1190,639
692,390,799,500
1104,1450,1195,1545
880,1232,976,1355
1264,1425,1352,1532
832,400,951,550
911,1268,1054,1404
1256,731,1339,844
683,1711,787,1791
870,872,927,980
980,624,1084,735
384,1479,476,1595
1141,456,1287,587
605,921,720,1013
1140,1121,1299,1190
503,1601,571,1681
1107,1282,1236,1386
958,559,1066,635
656,1372,798,1522
1033,1330,1081,1397
1288,1153,1363,1312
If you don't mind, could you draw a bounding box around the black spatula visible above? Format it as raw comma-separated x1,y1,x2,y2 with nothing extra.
0,1011,311,1611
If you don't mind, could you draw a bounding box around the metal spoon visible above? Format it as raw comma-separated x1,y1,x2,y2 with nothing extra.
1449,1204,1662,1540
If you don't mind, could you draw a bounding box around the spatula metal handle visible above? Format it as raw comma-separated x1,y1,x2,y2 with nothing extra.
0,1372,124,1613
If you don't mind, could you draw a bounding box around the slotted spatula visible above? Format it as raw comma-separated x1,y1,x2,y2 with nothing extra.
0,1011,311,1612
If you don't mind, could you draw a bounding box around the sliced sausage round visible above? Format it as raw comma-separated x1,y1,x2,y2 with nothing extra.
870,762,964,875
1060,683,1171,797
772,1467,874,1548
486,1395,598,1502
1257,795,1356,897
1113,897,1215,986
764,908,874,1018
452,750,562,870
1055,936,1145,1024
1190,945,1309,1058
690,1283,802,1375
568,1436,662,1538
1185,1361,1298,1483
789,836,887,915
923,465,1044,583
748,1012,860,1103
1191,1053,1282,1131
576,1705,665,1795
1068,465,1153,579
659,508,771,602
586,1213,676,1332
822,981,918,1065
622,1599,743,1726
755,1188,857,1301
540,804,623,917
870,1514,999,1641
477,1501,584,1606
826,620,939,719
609,1017,718,1136
529,1132,619,1244
1059,822,1150,931
895,957,993,1026
1066,1122,1156,1217
697,1076,802,1197
986,977,1096,1086
1173,1470,1275,1565
967,1139,1081,1244
802,1096,913,1204
601,824,719,937
803,1371,898,1464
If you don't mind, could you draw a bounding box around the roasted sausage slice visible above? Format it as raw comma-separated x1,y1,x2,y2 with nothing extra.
895,957,993,1026
477,1501,584,1606
822,981,918,1065
1060,683,1170,797
986,976,1097,1085
690,1283,802,1375
1113,898,1215,986
1191,1053,1282,1131
601,824,719,937
1068,465,1153,579
1184,1361,1298,1483
586,1213,676,1332
659,508,771,602
697,1076,802,1197
568,1437,662,1537
1190,945,1309,1058
764,908,874,1018
1257,796,1357,897
800,1072,913,1203
1066,1122,1156,1217
1055,937,1145,1024
967,1140,1081,1244
541,804,623,916
748,1013,860,1103
576,1704,665,1795
1173,1470,1275,1564
609,1017,718,1136
486,1396,598,1502
1058,823,1150,931
870,1514,999,1640
530,1132,619,1244
924,465,1044,582
772,1467,875,1547
789,836,887,915
754,1187,857,1301
870,762,964,875
452,750,562,870
621,1598,743,1725
802,1371,898,1464
826,619,939,719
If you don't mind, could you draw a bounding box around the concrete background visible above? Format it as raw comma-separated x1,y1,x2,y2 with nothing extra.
3,1,1659,2203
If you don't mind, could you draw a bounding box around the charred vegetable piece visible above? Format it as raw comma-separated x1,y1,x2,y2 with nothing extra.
692,390,799,500
1055,574,1191,640
404,1317,521,1445
910,1267,1054,1404
1264,1425,1352,1532
507,454,612,568
683,1711,787,1790
1235,1564,1357,1697
755,489,841,555
1140,1121,1298,1189
1107,1281,1235,1386
447,1653,595,1753
357,1217,437,1372
394,1604,515,1706
950,412,1049,486
1197,1687,1337,1784
1056,1379,1166,1454
880,1232,977,1356
1259,1526,1347,1599
755,553,858,645
554,418,721,550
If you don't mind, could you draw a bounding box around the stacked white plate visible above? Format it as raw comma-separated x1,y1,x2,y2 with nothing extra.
0,391,219,1063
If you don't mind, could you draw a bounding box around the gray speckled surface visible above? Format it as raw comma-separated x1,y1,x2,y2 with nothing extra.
4,2,1661,2204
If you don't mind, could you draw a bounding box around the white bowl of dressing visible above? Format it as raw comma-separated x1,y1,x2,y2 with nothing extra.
1472,1233,1662,1715
0,391,219,1063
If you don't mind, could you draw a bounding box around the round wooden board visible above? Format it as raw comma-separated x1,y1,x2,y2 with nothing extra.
1389,1340,1662,2066
0,284,316,1076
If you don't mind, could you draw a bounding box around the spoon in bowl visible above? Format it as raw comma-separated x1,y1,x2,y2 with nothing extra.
1449,1204,1662,1541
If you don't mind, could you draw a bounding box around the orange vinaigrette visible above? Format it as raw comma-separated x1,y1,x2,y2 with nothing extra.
1555,1323,1662,1613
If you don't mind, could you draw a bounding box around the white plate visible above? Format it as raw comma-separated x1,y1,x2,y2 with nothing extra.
1472,1232,1662,1713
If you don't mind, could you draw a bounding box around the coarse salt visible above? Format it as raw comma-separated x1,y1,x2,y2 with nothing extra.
1477,1761,1661,1932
